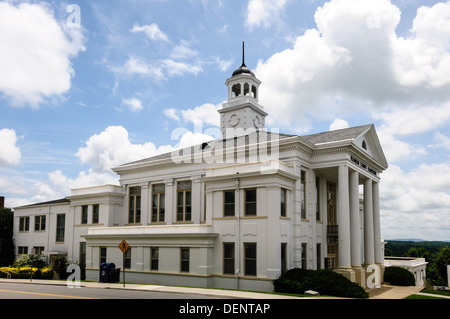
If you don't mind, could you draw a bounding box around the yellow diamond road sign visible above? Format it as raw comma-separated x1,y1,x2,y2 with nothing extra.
119,240,129,253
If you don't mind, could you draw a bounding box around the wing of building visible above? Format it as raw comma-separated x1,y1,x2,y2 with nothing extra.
13,49,388,291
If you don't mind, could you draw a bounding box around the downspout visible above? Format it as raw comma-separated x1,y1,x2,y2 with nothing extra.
235,176,240,290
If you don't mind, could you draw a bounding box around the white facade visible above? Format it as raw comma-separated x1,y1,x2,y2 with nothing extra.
384,257,428,286
13,59,388,291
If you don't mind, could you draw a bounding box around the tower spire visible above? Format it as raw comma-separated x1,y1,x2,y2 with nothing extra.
241,41,246,67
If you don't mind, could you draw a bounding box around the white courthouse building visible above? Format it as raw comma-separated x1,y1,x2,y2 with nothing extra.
13,56,388,291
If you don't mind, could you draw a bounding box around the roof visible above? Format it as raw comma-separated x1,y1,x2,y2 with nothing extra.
15,198,70,209
116,130,296,167
301,124,373,145
114,124,387,170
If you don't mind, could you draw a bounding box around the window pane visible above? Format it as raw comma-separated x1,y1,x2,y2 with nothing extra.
245,189,257,216
152,183,165,193
177,181,192,191
93,205,99,224
223,243,235,275
224,191,235,217
159,194,165,222
244,243,257,276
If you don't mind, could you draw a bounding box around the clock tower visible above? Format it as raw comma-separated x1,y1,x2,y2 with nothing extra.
218,42,268,139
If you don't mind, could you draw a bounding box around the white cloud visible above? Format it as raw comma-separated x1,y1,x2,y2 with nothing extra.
0,129,21,166
114,56,201,80
380,163,450,240
373,102,450,162
329,118,349,131
0,2,85,107
163,108,181,121
76,126,174,172
130,23,169,42
163,103,221,127
122,97,144,112
254,0,450,132
246,0,288,29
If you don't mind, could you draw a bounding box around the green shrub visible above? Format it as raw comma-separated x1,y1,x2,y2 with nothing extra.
274,268,368,298
384,266,415,286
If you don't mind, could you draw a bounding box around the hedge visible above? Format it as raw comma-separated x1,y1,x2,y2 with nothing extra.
0,267,54,280
384,266,416,286
273,268,369,298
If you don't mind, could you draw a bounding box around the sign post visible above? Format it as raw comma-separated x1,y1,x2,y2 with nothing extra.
118,240,130,287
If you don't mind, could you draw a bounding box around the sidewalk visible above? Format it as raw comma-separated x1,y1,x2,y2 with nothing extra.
0,278,428,299
367,285,423,299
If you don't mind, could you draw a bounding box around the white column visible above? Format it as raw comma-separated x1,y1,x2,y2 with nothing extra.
373,181,382,264
338,165,351,268
349,170,361,266
364,179,374,265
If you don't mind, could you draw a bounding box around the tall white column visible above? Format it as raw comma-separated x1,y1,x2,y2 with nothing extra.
349,170,361,266
338,165,351,269
373,181,382,264
364,179,374,265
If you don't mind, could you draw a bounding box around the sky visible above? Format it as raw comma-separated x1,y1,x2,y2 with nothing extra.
0,0,449,241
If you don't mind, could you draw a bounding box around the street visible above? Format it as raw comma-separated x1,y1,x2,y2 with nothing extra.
0,282,229,299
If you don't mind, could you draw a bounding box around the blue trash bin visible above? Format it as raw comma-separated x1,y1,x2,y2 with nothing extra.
99,262,116,283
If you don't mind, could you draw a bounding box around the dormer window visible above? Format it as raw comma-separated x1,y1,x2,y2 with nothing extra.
362,140,367,150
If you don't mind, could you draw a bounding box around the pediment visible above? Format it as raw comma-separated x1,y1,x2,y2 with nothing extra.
353,125,388,170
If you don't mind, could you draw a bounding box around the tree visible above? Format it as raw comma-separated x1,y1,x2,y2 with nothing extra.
434,247,450,286
404,247,432,262
0,207,15,266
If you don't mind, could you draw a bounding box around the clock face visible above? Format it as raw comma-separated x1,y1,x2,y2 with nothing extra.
228,114,240,127
253,115,261,128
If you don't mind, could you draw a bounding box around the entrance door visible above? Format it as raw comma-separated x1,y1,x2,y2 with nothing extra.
326,181,338,269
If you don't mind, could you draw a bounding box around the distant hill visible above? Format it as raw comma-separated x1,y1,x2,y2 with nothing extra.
385,238,426,242
385,240,449,256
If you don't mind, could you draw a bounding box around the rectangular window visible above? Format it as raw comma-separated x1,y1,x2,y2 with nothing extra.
19,216,29,232
244,189,257,216
301,243,307,270
223,191,235,217
80,242,86,266
281,243,287,274
93,204,99,224
18,246,28,255
100,247,107,265
223,243,235,275
244,243,257,276
177,181,192,222
34,215,46,231
56,214,65,243
316,177,321,221
81,205,88,224
33,246,45,255
125,248,131,269
152,184,165,223
129,187,141,224
317,243,322,269
280,188,287,217
150,248,159,271
180,248,190,272
301,171,306,219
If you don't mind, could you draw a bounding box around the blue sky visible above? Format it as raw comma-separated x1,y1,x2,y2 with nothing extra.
0,0,449,240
